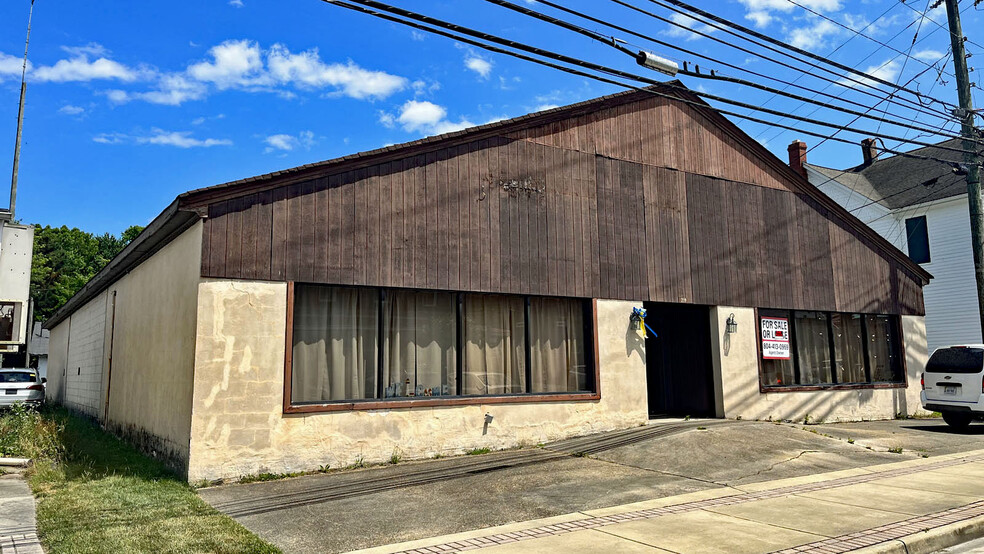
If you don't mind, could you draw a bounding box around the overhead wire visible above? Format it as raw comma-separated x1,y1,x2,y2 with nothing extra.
500,0,959,134
640,0,958,111
322,0,979,164
337,0,976,154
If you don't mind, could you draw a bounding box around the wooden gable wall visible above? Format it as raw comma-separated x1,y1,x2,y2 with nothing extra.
200,97,925,315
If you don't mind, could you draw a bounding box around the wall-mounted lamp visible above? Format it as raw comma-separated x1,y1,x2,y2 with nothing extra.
726,313,738,334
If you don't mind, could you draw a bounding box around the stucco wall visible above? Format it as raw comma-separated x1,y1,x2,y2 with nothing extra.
102,222,203,469
64,293,110,418
713,307,928,423
187,281,648,482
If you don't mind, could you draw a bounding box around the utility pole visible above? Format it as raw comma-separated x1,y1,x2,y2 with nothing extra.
8,0,35,220
944,0,984,337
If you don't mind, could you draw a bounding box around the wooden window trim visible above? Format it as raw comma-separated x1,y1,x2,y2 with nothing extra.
754,307,908,394
282,284,602,414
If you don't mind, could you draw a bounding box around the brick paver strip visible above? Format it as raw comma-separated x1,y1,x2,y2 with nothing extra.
389,454,984,554
771,500,984,553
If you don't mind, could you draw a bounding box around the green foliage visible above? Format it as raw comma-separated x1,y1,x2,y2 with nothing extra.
0,404,64,459
30,224,144,322
466,447,491,456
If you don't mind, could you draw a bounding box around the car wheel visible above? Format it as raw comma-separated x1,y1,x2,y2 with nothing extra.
942,411,973,430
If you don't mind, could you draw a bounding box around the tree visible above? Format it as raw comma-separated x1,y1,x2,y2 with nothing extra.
30,225,144,322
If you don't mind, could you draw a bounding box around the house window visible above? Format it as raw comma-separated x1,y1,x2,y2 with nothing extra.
759,309,904,389
905,216,930,264
289,284,595,408
0,302,15,342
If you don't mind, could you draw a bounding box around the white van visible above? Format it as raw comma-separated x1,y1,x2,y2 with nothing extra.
921,345,984,429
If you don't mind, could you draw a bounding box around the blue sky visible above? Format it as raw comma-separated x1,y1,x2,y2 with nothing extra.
0,0,979,234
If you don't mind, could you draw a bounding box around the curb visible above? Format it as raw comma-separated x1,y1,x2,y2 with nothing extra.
853,514,984,554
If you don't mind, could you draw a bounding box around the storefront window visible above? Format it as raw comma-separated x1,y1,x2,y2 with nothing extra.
794,312,833,385
832,313,866,383
529,297,590,393
759,309,904,389
289,284,595,406
866,315,902,382
461,294,526,395
291,286,379,402
382,291,457,398
0,302,14,342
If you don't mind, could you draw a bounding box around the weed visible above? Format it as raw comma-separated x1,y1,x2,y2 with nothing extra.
347,455,367,469
888,446,903,454
389,451,402,465
466,447,491,456
684,415,691,421
571,451,588,457
697,426,707,431
432,453,445,460
847,438,855,444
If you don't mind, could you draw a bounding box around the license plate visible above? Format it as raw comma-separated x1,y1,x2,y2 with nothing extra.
4,389,15,395
944,385,958,396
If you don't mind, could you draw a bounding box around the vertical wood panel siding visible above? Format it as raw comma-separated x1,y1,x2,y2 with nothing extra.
200,103,925,315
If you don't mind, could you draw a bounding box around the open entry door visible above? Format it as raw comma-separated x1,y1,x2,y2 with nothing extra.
644,302,717,418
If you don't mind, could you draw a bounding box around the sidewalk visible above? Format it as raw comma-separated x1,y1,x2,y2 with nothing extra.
0,476,42,554
352,450,984,554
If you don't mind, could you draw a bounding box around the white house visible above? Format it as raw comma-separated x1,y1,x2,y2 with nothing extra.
792,138,979,353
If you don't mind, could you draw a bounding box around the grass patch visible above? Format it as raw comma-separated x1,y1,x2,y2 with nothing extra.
6,406,279,554
466,447,491,456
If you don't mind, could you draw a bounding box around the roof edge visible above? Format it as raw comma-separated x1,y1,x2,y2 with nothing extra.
43,200,200,329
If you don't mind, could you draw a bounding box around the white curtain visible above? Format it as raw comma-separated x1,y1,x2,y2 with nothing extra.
291,286,379,402
529,297,588,393
382,291,456,397
462,295,526,395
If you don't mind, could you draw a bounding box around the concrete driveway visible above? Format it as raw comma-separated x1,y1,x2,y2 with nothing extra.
198,417,981,554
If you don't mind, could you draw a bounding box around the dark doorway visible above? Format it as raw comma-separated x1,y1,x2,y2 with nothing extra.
644,302,717,418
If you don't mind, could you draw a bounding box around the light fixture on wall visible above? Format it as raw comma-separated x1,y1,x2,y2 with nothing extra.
726,313,738,334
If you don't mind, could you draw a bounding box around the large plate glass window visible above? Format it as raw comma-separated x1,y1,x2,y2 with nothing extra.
793,311,833,384
831,313,866,383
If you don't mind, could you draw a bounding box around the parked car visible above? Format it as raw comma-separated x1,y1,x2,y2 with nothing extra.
0,368,45,409
921,345,984,429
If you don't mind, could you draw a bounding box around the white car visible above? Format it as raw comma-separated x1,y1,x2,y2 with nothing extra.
921,345,984,429
0,368,45,408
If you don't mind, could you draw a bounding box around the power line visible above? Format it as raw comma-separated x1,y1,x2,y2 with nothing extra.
322,0,978,165
783,0,957,80
641,0,958,111
506,0,958,132
340,0,977,154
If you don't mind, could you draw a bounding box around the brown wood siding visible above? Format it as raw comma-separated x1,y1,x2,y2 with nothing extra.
200,104,925,315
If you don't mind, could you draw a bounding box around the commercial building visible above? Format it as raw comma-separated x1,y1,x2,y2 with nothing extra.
45,83,931,482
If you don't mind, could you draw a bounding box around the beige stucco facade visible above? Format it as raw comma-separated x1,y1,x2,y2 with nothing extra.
47,222,203,467
711,307,928,423
187,283,649,482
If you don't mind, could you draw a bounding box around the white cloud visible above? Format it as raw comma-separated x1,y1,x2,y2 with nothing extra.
229,0,244,6
736,0,842,28
787,19,839,50
914,49,946,62
61,43,110,57
535,104,559,112
266,44,407,99
0,52,28,80
93,129,231,148
465,56,492,78
32,55,140,83
131,73,208,105
263,130,316,153
191,117,206,125
137,130,232,148
58,105,85,116
837,59,900,88
394,100,474,135
664,13,717,41
411,30,426,41
187,39,269,89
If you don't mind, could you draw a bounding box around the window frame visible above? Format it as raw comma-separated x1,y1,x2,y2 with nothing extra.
756,308,907,393
905,215,931,264
283,282,601,414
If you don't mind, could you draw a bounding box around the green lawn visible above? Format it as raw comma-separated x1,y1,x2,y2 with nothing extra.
2,405,279,554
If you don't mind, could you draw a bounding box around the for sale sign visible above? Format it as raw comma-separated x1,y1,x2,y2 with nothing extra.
761,317,790,360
